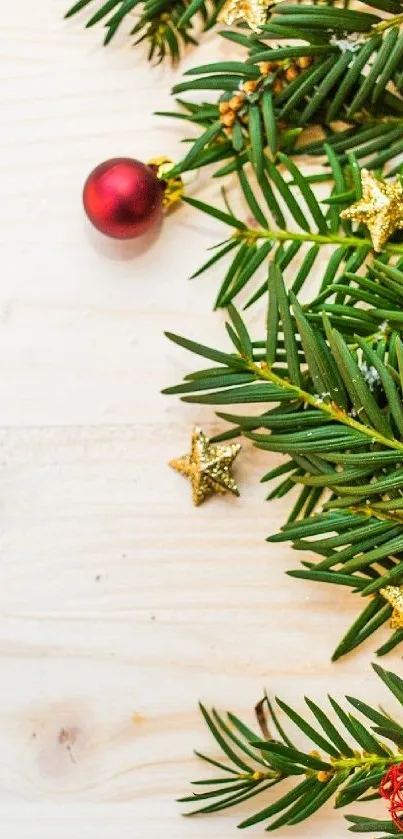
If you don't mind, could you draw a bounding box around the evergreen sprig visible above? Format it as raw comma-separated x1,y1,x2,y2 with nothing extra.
65,0,223,62
180,663,403,833
171,152,403,310
164,260,403,657
160,2,403,663
165,6,403,171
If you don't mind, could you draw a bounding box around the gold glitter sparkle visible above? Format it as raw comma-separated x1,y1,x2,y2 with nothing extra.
218,0,272,31
170,426,241,506
381,585,403,629
340,168,403,252
148,156,184,210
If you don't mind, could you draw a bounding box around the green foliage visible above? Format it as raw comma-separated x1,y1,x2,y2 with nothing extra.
180,664,403,832
65,1,403,831
65,0,222,62
164,259,403,656
156,138,403,310
162,17,403,664
164,2,403,171
347,816,402,836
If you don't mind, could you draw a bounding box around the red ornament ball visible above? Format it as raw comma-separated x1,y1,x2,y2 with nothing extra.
83,157,164,239
380,763,403,830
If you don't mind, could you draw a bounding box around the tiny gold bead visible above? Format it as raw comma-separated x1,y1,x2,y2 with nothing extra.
296,55,313,69
272,78,285,95
221,111,236,127
259,60,278,75
284,65,299,82
228,93,245,111
258,61,270,76
242,79,259,94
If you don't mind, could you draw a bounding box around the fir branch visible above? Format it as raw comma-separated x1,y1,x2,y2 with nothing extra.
177,154,403,310
166,9,403,172
163,264,403,656
65,0,221,61
180,664,403,832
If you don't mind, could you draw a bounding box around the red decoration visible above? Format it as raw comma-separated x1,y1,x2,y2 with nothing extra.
380,764,403,830
83,157,164,239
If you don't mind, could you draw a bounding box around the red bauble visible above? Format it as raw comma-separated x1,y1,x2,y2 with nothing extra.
83,157,164,239
380,764,403,830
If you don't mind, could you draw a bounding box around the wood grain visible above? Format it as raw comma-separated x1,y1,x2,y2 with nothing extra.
2,3,401,836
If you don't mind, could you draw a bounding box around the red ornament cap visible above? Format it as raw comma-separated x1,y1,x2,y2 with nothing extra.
83,157,164,239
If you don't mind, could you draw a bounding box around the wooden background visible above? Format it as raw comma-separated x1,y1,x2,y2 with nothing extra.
2,3,401,836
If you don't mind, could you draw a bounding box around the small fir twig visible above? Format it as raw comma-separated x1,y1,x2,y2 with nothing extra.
180,664,403,834
65,0,223,62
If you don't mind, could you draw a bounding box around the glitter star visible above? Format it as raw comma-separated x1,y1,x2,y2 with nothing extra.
381,585,403,628
340,169,403,252
218,0,272,31
170,427,241,506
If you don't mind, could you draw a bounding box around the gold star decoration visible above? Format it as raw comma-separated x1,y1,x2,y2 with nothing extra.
381,585,403,628
218,0,272,31
340,168,403,252
170,426,241,506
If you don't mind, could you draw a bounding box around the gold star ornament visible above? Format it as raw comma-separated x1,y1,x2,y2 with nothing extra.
218,0,271,31
381,585,403,628
170,427,241,506
340,168,403,252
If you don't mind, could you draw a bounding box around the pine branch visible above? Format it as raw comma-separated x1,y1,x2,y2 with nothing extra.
167,11,403,170
180,664,403,832
163,264,403,656
173,154,403,311
65,0,403,69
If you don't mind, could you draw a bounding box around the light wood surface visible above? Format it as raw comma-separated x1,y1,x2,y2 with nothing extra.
2,4,401,836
